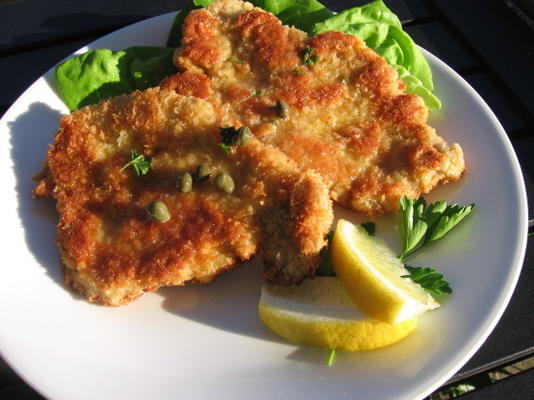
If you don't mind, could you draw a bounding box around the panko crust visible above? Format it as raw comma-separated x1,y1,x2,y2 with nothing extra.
172,0,466,216
160,71,213,99
34,88,332,306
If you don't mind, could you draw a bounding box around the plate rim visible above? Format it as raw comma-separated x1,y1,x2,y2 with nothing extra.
415,48,528,399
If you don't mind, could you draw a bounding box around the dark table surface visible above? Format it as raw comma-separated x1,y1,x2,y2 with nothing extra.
1,0,533,399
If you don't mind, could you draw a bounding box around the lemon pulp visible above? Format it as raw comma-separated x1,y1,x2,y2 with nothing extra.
259,277,417,351
331,219,439,324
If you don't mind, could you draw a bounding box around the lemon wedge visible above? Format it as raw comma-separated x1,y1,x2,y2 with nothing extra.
258,277,417,351
331,219,439,324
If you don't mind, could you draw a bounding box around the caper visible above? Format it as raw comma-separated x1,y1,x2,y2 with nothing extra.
236,126,252,145
220,126,252,147
215,173,235,194
193,164,211,183
177,173,193,193
147,201,171,223
274,100,290,119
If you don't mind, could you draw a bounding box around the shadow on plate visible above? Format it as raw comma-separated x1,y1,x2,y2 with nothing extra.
157,258,287,344
157,260,436,374
8,102,69,291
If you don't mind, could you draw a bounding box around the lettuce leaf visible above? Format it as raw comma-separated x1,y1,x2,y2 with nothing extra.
55,46,176,111
395,65,441,109
252,0,333,32
129,47,177,90
57,0,440,112
166,1,208,47
167,3,201,46
55,49,131,111
192,0,214,5
312,0,440,109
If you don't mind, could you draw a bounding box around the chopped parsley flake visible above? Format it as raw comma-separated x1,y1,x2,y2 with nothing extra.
120,149,151,176
302,46,319,66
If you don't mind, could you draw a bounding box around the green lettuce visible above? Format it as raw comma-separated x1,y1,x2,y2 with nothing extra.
129,47,177,90
192,0,215,5
251,0,333,32
395,65,441,109
167,3,201,46
55,46,176,111
56,0,440,112
312,0,441,109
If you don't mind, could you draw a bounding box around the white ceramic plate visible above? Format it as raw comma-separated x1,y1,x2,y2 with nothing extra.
0,12,528,400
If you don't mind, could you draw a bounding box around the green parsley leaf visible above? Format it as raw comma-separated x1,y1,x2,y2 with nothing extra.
399,196,427,258
218,126,252,153
402,266,452,296
220,126,241,146
327,348,336,366
229,55,244,65
120,149,151,176
302,46,319,65
361,222,376,236
218,142,234,155
292,68,305,75
428,203,476,243
316,231,336,277
399,196,475,260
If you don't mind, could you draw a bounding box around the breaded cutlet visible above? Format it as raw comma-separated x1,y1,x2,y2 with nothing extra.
34,88,333,306
168,0,465,216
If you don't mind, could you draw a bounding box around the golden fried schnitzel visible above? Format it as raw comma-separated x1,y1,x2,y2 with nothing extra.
34,88,333,306
169,0,465,216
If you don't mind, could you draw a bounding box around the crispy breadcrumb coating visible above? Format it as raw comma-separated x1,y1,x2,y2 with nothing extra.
169,0,465,216
34,89,332,305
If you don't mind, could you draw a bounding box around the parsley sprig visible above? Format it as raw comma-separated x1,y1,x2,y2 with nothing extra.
220,126,241,146
326,349,336,366
218,127,240,154
302,46,319,66
402,266,452,295
218,143,234,155
120,149,151,175
218,126,252,154
315,197,474,297
399,196,475,260
361,222,375,236
398,196,474,295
